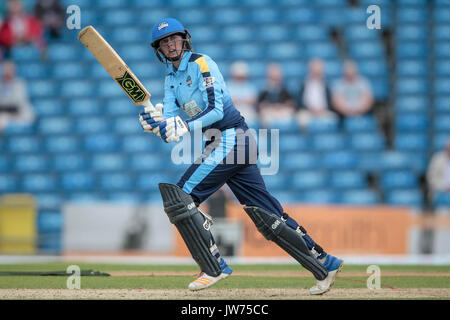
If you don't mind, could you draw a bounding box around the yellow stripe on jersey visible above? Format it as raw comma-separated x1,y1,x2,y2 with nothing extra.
194,56,210,74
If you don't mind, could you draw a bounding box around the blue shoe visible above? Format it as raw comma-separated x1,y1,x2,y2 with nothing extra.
188,259,232,291
310,254,344,295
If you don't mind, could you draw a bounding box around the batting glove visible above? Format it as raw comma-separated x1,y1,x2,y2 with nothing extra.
158,116,189,143
139,102,163,134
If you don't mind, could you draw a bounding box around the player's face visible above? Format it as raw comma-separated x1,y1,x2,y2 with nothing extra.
159,34,184,60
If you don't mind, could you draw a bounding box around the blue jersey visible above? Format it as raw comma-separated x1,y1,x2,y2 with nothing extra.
162,51,245,132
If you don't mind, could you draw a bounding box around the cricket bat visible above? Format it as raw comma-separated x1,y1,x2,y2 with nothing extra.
78,25,152,108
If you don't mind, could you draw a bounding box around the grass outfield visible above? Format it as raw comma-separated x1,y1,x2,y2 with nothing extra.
0,262,449,299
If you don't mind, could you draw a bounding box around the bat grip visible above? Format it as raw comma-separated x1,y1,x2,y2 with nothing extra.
140,99,153,109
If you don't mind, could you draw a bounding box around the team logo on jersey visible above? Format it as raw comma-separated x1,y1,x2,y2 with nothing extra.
186,75,192,86
203,76,215,88
158,22,169,30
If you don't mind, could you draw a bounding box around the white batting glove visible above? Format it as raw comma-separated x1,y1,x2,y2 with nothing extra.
158,116,190,143
139,102,163,134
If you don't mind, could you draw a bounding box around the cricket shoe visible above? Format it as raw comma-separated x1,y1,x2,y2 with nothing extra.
309,254,344,295
188,259,233,291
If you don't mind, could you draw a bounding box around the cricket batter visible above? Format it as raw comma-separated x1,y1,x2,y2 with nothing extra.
139,18,344,295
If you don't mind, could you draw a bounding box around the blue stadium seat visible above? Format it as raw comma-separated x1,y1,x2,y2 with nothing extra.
99,173,133,191
284,8,318,24
397,8,427,23
48,44,81,61
0,156,9,172
395,96,428,112
344,25,379,41
222,26,254,42
17,63,48,79
212,8,245,24
67,99,101,116
95,0,126,8
119,45,150,61
281,152,318,171
302,190,338,204
275,134,310,152
190,26,220,43
103,10,135,25
435,60,450,76
344,116,377,132
52,63,87,79
349,133,385,151
395,114,429,132
434,78,450,95
33,99,65,116
106,98,137,116
230,44,265,60
394,133,428,151
38,117,72,135
267,119,299,133
15,155,48,172
129,153,167,171
395,42,428,59
435,115,450,133
435,97,450,113
330,171,367,189
250,8,281,24
22,174,57,192
98,81,128,98
75,117,108,134
306,118,339,133
60,80,94,98
113,117,141,134
322,151,358,170
433,192,450,210
258,25,289,42
305,42,338,59
83,134,119,152
397,26,428,41
28,80,57,98
266,42,302,60
434,43,450,58
386,189,424,208
434,25,450,40
349,42,385,59
169,0,203,7
136,173,171,191
263,174,289,192
196,44,227,60
295,25,328,41
10,45,41,61
397,60,428,76
91,154,126,171
396,78,428,95
44,136,80,153
433,134,449,151
358,60,388,77
270,191,298,204
280,61,306,78
292,171,328,190
60,172,96,191
37,211,62,232
311,134,346,151
381,170,418,190
340,190,378,205
7,136,42,153
3,123,34,135
52,154,88,171
380,151,410,170
0,174,17,192
105,192,142,203
121,135,159,153
36,193,62,211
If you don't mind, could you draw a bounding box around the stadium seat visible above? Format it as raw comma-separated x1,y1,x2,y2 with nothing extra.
52,63,87,79
263,174,289,192
284,8,317,24
60,80,94,98
14,155,48,172
349,133,385,151
60,172,96,191
322,151,358,170
91,154,126,171
44,136,80,153
434,115,450,133
38,117,73,135
381,170,418,190
292,171,328,190
330,171,367,189
306,118,339,133
83,134,119,152
0,156,9,172
99,173,133,191
7,136,42,153
22,173,57,192
278,134,310,152
344,116,377,132
36,193,63,211
28,80,57,98
52,154,88,171
0,174,17,192
394,133,428,151
311,134,346,151
386,189,424,208
281,152,318,171
37,211,63,232
75,117,108,134
67,99,101,116
302,190,338,204
129,153,167,171
340,190,379,205
33,99,65,116
136,173,172,191
395,114,429,132
222,26,254,42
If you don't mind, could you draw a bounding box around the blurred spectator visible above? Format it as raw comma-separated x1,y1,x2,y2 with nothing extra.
257,63,296,126
34,0,64,39
427,138,450,202
297,58,335,128
0,60,34,131
227,61,258,124
0,0,46,59
331,60,374,125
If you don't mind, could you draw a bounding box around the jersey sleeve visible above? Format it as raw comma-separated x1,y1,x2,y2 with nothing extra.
162,76,181,119
185,55,224,130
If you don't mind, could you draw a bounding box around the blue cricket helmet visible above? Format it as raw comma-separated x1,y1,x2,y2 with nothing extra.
150,18,193,63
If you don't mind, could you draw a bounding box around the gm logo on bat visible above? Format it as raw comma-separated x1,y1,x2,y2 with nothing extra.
115,71,146,103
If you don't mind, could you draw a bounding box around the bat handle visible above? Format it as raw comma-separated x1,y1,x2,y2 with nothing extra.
140,99,153,109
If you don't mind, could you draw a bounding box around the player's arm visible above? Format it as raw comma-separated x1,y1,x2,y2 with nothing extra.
185,55,224,131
